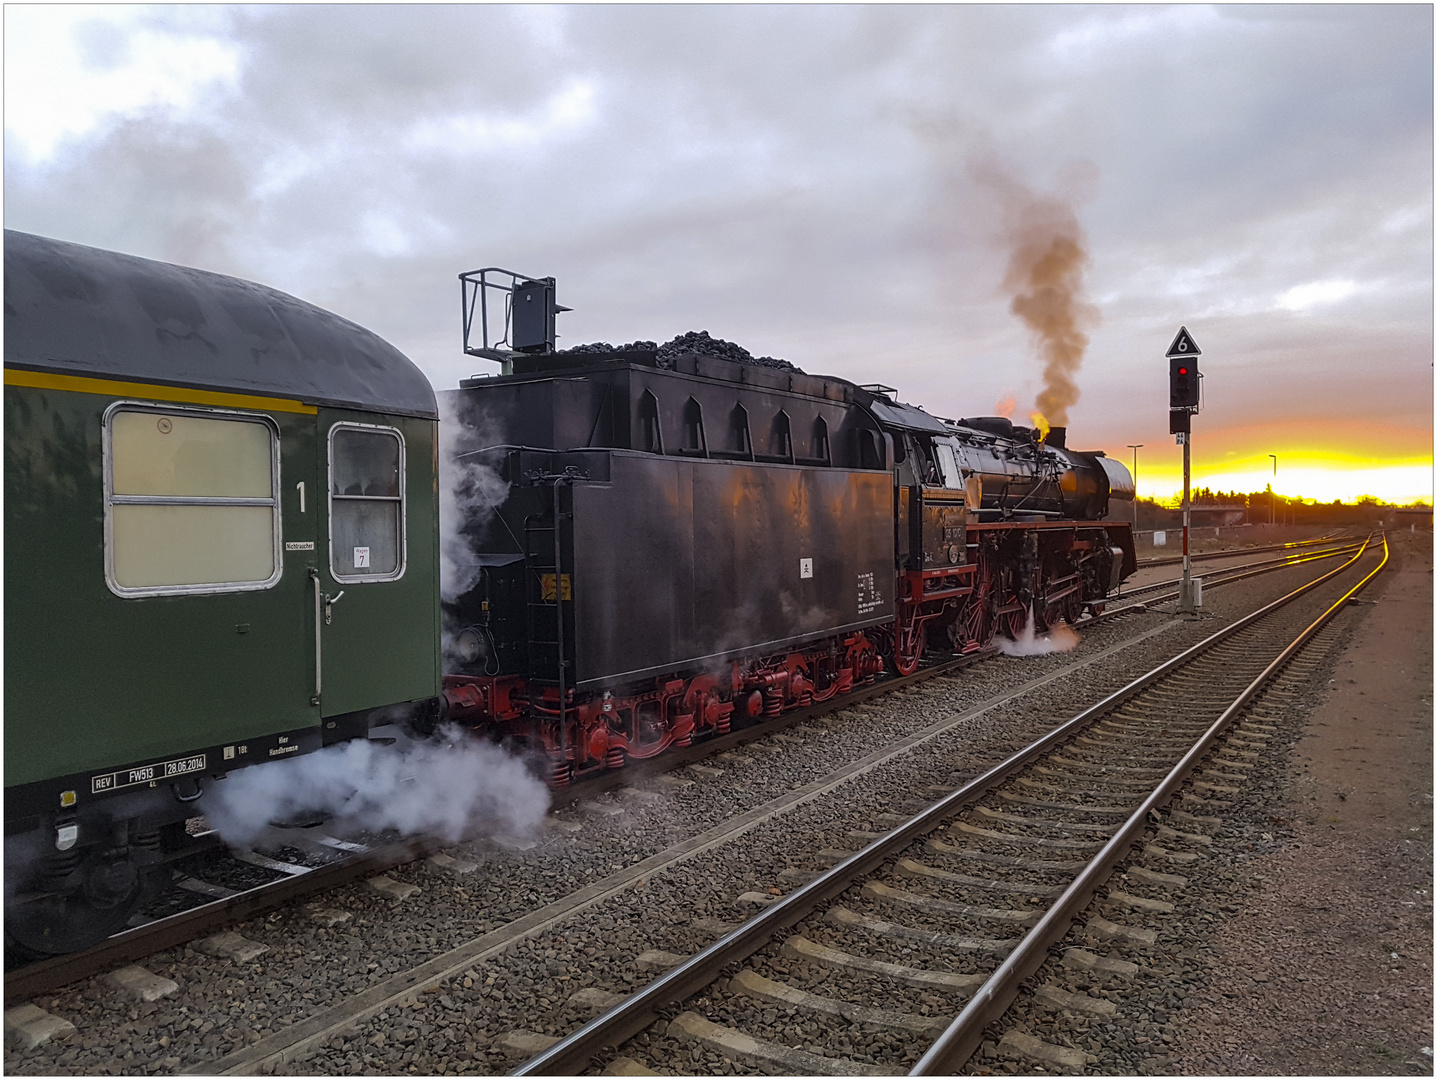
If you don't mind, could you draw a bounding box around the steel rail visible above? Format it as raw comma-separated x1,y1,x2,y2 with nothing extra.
0,605,1052,992
510,535,1379,1076
911,533,1389,1074
1105,539,1364,615
4,836,442,1000
1124,539,1363,597
4,645,984,993
1136,532,1346,568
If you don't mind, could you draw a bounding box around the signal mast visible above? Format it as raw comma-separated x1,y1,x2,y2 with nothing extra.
1167,326,1202,613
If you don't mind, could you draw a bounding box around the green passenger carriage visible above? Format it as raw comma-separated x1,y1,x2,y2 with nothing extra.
4,230,443,952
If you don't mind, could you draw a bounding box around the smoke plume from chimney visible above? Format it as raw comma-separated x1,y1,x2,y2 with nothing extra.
972,162,1098,428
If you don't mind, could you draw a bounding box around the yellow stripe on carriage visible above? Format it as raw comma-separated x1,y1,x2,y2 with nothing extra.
3,368,318,415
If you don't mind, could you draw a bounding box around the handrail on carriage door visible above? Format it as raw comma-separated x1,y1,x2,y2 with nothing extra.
309,568,323,704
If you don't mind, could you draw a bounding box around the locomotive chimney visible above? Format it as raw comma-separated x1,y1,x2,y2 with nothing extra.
1047,426,1067,449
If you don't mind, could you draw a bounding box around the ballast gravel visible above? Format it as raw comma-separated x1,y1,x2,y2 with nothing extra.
3,556,1368,1077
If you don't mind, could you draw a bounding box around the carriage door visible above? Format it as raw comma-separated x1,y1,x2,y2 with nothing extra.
316,416,408,724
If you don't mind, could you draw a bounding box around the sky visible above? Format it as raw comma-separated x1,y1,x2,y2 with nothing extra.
5,4,1432,504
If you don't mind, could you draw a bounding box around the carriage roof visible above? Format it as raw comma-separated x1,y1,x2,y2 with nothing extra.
4,229,436,419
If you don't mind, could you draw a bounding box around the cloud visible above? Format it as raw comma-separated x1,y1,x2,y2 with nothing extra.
1276,279,1359,312
2,5,1429,501
3,6,243,164
403,79,599,156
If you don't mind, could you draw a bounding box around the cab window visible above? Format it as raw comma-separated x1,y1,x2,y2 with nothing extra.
106,406,280,595
934,441,963,488
329,424,405,582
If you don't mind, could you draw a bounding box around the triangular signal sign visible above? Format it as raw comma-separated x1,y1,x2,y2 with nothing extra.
1166,326,1201,357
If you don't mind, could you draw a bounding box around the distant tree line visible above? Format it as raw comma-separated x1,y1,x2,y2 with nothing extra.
1129,489,1431,531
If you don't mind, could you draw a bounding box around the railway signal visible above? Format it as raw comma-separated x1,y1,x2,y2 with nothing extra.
1169,356,1199,408
1165,326,1203,613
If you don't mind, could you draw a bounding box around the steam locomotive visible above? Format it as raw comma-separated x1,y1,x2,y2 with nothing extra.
3,233,1131,953
439,284,1136,786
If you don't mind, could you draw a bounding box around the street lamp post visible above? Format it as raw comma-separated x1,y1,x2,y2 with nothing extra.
1127,444,1144,531
1269,454,1277,527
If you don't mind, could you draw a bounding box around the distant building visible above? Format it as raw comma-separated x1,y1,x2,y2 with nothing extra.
1395,507,1433,527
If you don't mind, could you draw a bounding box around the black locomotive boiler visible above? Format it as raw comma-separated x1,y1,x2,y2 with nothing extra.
441,306,1136,786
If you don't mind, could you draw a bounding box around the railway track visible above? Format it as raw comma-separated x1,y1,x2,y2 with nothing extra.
502,533,1387,1076
2,538,1368,1004
1,539,1385,1075
1134,532,1348,569
1115,538,1366,605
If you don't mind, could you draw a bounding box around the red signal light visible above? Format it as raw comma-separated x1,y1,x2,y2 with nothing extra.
1169,355,1199,408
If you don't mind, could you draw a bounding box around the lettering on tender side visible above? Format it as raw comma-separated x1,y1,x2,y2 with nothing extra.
857,571,883,615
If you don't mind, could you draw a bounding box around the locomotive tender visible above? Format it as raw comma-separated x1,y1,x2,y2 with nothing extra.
4,233,1132,951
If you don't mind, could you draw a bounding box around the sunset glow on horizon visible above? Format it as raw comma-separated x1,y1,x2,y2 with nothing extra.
1136,460,1432,507
1116,436,1433,506
1104,415,1433,506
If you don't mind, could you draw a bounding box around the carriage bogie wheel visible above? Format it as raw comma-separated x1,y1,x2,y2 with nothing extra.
6,856,169,957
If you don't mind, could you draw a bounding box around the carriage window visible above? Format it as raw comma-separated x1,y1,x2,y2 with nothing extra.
107,408,279,594
329,425,405,581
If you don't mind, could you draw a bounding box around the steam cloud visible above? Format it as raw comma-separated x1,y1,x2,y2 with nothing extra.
996,607,1081,657
993,393,1017,419
199,725,551,849
437,394,511,670
196,402,543,856
973,162,1099,428
438,394,509,606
